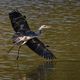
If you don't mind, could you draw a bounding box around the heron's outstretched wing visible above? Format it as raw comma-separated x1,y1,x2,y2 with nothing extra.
26,38,55,59
9,10,30,33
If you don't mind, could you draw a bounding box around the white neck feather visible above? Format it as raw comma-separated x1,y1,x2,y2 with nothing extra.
36,25,48,36
38,25,45,30
35,25,44,36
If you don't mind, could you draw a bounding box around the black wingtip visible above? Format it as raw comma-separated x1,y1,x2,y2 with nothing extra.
42,51,56,60
38,48,56,60
26,38,56,60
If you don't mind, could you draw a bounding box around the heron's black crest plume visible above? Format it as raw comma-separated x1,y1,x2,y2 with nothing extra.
9,10,56,60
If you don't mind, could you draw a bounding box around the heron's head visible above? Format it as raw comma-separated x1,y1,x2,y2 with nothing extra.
39,25,51,30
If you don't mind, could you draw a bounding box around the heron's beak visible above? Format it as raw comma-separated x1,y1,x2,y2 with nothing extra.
45,26,51,28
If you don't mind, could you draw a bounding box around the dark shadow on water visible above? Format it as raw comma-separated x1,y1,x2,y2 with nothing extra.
16,61,54,80
27,61,54,80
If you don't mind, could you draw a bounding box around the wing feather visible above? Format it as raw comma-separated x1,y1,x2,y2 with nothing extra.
26,38,56,59
9,10,30,33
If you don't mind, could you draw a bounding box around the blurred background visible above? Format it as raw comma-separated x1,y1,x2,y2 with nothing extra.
0,0,80,80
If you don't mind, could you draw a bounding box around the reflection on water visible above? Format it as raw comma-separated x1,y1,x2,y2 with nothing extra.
14,61,54,80
27,61,54,80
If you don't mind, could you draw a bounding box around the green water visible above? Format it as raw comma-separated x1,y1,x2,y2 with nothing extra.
0,0,80,80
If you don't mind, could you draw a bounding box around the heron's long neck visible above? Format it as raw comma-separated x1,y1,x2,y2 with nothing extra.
36,26,43,36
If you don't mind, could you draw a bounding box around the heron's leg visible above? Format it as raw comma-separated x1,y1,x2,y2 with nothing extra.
7,44,15,54
16,45,22,60
16,41,27,60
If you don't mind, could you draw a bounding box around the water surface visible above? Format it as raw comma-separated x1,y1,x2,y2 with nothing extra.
0,0,80,80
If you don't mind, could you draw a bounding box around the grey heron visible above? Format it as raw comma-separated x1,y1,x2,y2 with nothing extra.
12,25,50,45
8,10,56,60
